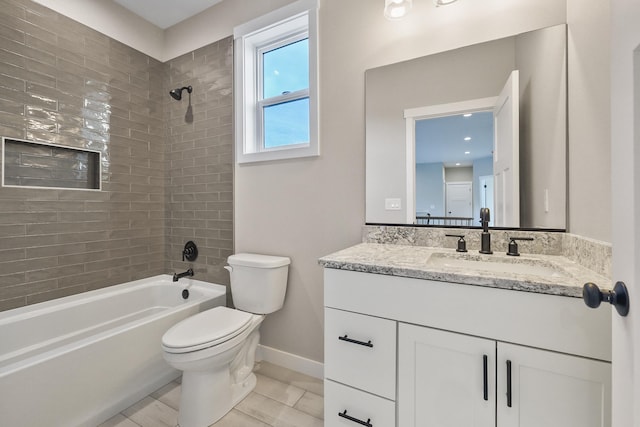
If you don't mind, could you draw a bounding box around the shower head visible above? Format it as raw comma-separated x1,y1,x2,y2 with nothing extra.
169,86,192,101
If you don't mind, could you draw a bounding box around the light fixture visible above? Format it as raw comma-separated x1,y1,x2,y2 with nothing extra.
434,0,458,6
464,136,471,141
464,151,470,154
385,0,457,20
463,113,473,117
384,0,412,20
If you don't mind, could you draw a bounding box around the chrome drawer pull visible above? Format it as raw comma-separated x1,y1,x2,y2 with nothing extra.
338,410,373,427
338,334,373,348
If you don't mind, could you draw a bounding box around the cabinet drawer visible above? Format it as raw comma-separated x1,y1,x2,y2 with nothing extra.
325,308,396,399
325,379,395,427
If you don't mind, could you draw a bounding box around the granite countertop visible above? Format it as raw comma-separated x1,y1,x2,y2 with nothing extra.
319,243,611,298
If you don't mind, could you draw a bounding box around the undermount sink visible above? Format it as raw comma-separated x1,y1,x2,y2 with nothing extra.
426,252,570,280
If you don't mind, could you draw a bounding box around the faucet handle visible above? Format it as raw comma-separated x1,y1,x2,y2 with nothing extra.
506,237,534,256
182,241,198,262
445,234,467,252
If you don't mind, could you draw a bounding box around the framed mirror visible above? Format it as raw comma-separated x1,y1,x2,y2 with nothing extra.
365,24,567,229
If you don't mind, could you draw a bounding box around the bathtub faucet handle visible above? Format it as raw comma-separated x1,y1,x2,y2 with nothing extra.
173,268,194,282
182,241,198,262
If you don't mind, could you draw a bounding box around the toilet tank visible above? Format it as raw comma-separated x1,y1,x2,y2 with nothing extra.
226,253,290,314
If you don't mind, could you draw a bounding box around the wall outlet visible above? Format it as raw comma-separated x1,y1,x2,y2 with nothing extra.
385,198,402,210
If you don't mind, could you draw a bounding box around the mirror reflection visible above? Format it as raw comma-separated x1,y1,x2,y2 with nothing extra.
415,111,494,227
366,24,567,229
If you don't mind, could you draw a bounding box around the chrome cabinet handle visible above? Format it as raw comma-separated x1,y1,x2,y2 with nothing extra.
338,334,373,348
338,410,373,427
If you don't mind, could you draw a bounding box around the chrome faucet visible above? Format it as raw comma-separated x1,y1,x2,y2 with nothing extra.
173,268,194,282
479,208,493,254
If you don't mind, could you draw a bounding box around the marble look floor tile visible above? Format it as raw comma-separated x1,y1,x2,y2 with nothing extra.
254,373,306,406
98,413,141,427
150,380,181,411
255,361,324,397
235,392,324,427
122,396,178,427
212,408,271,426
293,391,324,420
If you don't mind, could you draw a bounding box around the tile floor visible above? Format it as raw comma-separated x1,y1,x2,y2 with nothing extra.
98,362,324,427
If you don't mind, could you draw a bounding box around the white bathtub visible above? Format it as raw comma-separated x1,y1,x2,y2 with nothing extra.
0,274,226,427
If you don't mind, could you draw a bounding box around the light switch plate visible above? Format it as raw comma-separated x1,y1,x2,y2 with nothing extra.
385,198,402,210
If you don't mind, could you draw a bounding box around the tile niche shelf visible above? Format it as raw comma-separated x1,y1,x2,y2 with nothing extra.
2,137,101,191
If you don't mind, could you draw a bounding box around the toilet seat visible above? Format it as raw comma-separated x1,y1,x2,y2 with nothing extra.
162,306,254,353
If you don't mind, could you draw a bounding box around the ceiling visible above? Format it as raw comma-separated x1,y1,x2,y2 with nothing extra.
415,111,494,167
113,0,224,29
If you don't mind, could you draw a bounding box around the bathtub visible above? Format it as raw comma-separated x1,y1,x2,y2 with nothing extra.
0,274,226,427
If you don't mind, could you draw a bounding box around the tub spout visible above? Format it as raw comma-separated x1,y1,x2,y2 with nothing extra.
173,268,194,282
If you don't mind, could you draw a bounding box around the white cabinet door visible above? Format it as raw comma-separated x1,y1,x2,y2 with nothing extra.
398,323,496,427
497,342,611,427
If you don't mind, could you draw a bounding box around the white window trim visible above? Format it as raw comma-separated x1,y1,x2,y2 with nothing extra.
234,0,319,164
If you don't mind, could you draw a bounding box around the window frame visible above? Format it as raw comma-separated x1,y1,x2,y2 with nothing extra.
234,0,319,164
256,31,310,151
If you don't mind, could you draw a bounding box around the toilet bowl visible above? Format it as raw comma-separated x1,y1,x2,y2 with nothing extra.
161,253,290,427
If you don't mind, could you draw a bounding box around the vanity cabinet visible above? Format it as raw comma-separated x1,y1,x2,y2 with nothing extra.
324,307,397,426
323,268,612,427
399,323,611,427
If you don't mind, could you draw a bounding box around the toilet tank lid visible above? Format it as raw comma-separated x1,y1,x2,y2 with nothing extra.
227,253,290,268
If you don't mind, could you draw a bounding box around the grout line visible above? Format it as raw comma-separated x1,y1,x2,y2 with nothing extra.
232,407,275,427
235,392,323,425
290,390,306,408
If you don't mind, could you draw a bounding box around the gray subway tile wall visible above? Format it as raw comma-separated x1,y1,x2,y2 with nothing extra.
0,0,234,311
165,37,234,299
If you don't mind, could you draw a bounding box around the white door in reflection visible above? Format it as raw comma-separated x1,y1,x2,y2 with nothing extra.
493,70,520,227
445,182,473,218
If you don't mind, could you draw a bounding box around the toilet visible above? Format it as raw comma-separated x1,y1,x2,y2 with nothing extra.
161,253,290,427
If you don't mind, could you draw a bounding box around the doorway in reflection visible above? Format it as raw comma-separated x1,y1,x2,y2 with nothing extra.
415,111,494,227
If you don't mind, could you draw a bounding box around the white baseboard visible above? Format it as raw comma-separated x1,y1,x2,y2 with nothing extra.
256,344,324,379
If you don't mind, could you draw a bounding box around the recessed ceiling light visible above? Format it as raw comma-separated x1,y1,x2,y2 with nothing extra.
464,151,470,154
455,163,461,166
463,113,472,117
464,137,471,141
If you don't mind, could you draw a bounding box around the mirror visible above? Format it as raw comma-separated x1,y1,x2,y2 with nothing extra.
366,24,567,229
414,111,496,227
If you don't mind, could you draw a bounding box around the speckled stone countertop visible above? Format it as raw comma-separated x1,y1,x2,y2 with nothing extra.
319,243,611,298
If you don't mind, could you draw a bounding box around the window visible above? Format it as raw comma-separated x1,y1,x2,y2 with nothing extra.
234,0,318,163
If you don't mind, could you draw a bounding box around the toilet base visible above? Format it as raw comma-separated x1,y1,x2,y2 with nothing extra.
177,370,257,427
171,320,263,427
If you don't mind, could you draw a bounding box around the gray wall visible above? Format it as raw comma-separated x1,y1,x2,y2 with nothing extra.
164,37,234,299
236,0,568,363
567,0,611,241
0,0,233,310
517,24,567,229
416,162,444,216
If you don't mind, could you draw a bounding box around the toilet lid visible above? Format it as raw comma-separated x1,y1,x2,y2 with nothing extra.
162,306,254,351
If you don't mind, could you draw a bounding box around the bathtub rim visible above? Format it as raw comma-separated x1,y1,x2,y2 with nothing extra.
0,274,226,322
